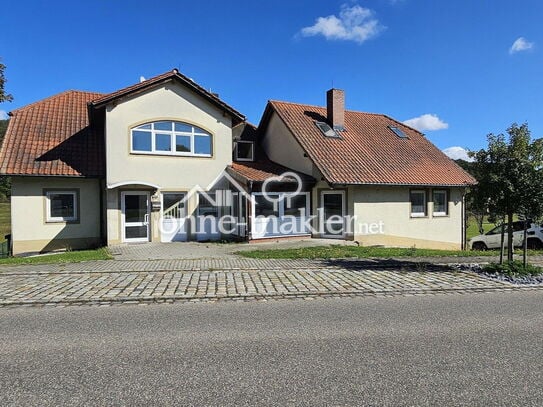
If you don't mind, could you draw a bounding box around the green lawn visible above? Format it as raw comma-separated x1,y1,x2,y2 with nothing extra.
466,217,495,240
236,245,503,260
0,247,112,266
0,201,10,239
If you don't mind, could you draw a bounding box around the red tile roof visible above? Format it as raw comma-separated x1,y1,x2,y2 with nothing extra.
90,69,245,125
0,90,105,177
228,160,315,184
265,101,476,186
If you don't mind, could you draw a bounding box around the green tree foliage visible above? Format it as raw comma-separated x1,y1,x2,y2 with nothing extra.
0,119,7,139
455,158,487,235
470,123,543,263
0,60,13,103
0,58,12,201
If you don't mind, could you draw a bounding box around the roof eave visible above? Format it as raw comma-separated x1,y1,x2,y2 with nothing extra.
0,173,101,178
329,181,477,187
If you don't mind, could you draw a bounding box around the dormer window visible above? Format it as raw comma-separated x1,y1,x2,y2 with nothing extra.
235,141,254,161
315,121,340,138
131,121,212,157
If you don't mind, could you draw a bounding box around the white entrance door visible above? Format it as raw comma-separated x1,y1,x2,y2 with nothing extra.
321,191,345,238
121,191,150,242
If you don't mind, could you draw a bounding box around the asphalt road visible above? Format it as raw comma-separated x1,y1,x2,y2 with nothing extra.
1,292,543,406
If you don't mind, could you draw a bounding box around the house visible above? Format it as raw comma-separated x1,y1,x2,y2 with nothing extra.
0,69,475,255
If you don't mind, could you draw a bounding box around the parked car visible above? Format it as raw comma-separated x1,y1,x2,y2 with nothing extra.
469,220,543,250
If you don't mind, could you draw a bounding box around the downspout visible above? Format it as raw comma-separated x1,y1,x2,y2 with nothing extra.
247,180,253,240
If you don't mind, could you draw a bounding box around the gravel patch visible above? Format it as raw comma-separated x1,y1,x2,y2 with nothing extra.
452,263,543,285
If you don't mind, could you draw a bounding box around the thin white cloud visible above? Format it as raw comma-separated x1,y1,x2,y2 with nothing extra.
442,146,473,161
509,37,534,54
403,114,448,131
299,4,384,44
0,110,8,120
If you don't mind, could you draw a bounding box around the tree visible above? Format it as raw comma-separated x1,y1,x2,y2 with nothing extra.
0,59,11,201
470,133,509,262
456,159,487,235
0,60,13,103
470,123,543,264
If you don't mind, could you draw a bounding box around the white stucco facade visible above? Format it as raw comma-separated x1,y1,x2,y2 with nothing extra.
3,75,470,254
10,177,102,254
103,82,235,245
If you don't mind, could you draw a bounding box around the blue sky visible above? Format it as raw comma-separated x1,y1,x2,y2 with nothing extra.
1,0,542,159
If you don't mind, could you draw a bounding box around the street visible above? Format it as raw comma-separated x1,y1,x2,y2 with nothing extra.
1,291,543,406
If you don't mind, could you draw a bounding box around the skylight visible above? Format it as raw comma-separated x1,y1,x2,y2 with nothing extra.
389,126,408,138
315,121,340,138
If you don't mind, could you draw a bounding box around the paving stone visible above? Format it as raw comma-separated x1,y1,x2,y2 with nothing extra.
2,255,543,308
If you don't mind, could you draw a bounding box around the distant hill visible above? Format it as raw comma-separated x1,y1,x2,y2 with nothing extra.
455,159,476,176
0,119,7,145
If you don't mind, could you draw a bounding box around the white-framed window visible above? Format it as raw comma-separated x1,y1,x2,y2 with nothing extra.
410,190,427,217
45,191,78,222
131,121,212,157
253,192,310,217
432,190,448,216
235,141,254,161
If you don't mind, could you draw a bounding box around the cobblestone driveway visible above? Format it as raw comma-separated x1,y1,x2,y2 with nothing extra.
0,258,535,308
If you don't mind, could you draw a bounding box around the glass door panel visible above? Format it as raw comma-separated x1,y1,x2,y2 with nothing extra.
122,192,150,242
321,191,345,238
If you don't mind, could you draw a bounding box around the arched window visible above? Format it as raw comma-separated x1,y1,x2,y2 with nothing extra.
131,121,212,157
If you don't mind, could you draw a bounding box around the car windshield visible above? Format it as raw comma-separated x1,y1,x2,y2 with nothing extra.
486,225,504,235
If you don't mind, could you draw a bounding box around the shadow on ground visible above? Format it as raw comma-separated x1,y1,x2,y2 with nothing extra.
322,258,456,273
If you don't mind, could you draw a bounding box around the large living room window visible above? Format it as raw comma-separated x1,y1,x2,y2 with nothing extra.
131,121,212,157
45,190,78,222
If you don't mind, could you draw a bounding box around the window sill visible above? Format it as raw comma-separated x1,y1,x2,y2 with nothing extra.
432,213,449,217
130,151,213,158
410,214,427,218
46,219,80,224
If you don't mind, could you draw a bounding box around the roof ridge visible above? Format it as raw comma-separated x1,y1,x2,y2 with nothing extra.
10,90,104,115
89,69,245,121
269,99,384,116
90,70,176,104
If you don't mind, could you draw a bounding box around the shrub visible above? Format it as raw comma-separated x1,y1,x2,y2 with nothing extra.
483,261,543,277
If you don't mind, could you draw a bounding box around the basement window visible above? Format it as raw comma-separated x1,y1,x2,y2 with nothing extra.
315,121,340,138
389,126,408,139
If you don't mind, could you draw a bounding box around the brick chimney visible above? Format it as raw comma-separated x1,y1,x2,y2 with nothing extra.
326,88,345,131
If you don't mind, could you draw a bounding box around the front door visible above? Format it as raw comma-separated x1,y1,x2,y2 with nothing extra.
321,191,345,238
121,191,150,242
